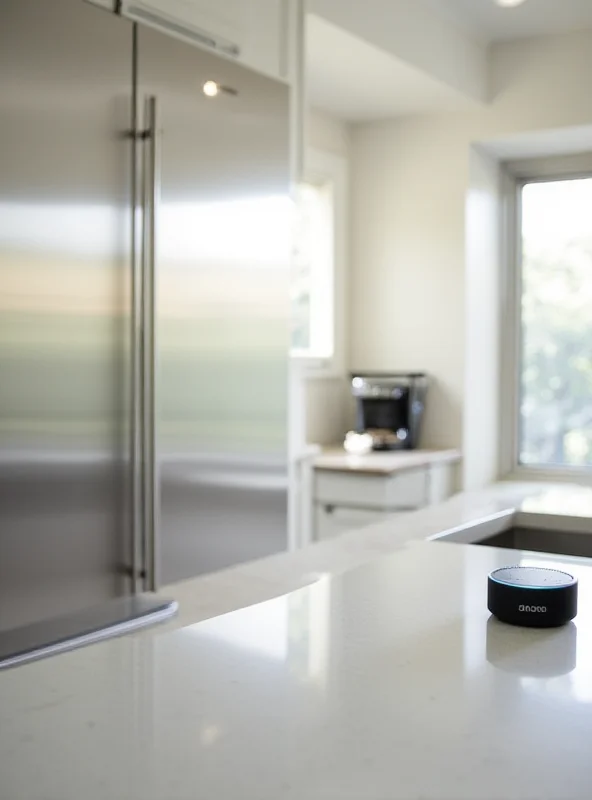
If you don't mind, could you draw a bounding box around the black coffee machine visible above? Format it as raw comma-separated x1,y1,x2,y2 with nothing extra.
351,372,428,451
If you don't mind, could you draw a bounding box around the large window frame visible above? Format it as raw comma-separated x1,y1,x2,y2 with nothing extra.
500,153,592,482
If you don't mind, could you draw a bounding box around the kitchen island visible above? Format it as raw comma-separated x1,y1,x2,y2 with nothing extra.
162,480,592,629
2,536,592,799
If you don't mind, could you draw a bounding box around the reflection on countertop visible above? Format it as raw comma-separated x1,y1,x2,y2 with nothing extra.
486,616,578,677
2,540,592,799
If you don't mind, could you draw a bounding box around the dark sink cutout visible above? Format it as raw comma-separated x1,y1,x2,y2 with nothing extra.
477,527,592,560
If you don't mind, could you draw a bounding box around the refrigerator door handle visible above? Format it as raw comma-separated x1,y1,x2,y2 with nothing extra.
129,47,143,594
140,95,160,592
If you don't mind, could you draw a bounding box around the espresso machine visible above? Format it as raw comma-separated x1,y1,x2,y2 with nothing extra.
350,373,428,451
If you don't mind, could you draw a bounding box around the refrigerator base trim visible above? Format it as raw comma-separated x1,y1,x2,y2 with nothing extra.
0,594,178,670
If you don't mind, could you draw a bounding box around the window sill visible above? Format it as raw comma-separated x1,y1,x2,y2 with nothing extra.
503,467,592,486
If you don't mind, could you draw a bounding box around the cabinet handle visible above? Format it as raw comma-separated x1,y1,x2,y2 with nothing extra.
123,3,240,58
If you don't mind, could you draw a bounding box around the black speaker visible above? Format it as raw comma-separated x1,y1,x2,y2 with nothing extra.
487,566,577,628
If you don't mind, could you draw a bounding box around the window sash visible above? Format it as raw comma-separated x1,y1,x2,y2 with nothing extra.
501,157,592,479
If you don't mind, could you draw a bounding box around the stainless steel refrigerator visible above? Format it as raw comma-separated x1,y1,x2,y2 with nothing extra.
0,0,290,658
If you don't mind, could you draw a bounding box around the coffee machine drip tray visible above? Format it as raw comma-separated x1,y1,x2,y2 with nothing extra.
350,373,428,451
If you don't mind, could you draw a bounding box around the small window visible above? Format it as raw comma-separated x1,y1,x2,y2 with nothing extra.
290,149,347,375
291,179,334,359
519,177,592,468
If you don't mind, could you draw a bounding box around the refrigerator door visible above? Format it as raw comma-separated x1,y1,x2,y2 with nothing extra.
137,25,290,584
0,0,134,630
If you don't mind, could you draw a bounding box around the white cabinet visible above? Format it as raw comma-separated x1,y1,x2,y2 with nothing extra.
427,464,454,506
313,462,456,542
121,0,292,82
315,505,392,541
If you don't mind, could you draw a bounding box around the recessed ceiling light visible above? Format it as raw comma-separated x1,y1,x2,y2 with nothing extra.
495,0,528,7
203,80,220,97
202,80,238,98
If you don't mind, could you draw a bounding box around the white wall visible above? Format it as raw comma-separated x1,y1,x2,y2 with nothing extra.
350,30,592,483
304,108,351,445
351,120,466,451
306,108,350,158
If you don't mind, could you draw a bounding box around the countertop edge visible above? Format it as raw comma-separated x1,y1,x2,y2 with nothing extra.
313,448,462,475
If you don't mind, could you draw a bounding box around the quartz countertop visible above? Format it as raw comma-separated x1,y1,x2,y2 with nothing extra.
313,446,461,474
3,539,592,799
160,480,592,630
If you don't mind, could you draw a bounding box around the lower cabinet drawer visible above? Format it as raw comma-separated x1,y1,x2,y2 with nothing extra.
315,504,390,541
314,469,427,509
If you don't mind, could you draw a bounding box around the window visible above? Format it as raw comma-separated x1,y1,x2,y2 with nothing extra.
291,179,334,358
290,149,347,374
517,176,592,469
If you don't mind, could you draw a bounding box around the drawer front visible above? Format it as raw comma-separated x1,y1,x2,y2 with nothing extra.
315,505,388,541
384,469,427,508
314,469,427,510
314,472,387,506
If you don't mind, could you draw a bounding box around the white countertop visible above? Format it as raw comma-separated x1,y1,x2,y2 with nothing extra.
160,481,592,631
3,538,592,799
313,446,461,474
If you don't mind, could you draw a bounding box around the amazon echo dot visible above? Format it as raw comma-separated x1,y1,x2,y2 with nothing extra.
487,566,578,628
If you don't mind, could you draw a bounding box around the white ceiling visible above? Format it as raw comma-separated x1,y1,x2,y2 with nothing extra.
307,0,592,122
421,0,592,42
306,15,473,122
